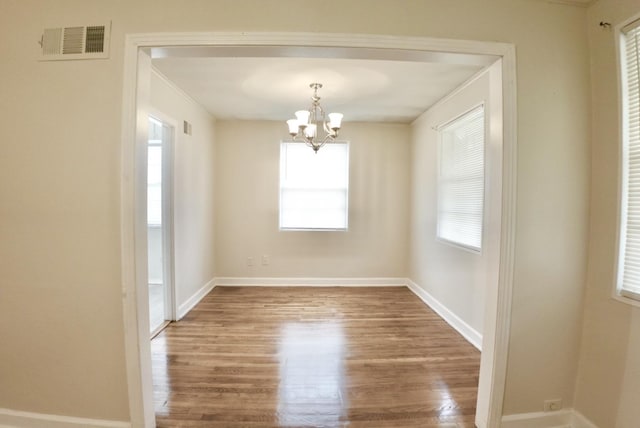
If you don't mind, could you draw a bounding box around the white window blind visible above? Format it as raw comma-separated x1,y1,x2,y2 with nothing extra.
437,105,485,251
618,19,640,301
280,141,349,230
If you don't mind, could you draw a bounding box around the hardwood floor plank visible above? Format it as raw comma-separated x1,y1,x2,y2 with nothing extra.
152,286,480,427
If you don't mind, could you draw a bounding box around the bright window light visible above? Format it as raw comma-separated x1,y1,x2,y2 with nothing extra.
279,141,349,231
617,18,640,302
437,105,485,251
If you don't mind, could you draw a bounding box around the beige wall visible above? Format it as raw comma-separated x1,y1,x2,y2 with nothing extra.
214,121,410,278
409,67,500,339
574,1,640,427
0,0,592,422
0,3,130,420
149,70,216,313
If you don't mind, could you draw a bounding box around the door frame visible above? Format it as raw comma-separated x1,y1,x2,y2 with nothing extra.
120,32,517,428
149,110,177,324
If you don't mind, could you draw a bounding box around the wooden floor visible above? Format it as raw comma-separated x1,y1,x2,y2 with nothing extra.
152,286,480,427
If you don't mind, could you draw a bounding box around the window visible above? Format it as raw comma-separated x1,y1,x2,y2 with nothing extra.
437,105,485,251
617,18,640,302
279,141,349,230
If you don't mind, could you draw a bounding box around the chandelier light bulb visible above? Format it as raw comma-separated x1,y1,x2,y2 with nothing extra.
328,112,343,130
295,110,310,125
287,119,299,135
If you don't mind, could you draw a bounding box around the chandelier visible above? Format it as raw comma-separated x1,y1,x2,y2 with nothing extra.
286,83,343,153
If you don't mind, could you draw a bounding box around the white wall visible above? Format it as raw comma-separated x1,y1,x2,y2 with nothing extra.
409,65,501,341
214,120,410,278
149,70,216,315
0,0,591,423
573,2,640,427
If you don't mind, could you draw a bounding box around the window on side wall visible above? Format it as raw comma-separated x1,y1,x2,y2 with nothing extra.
279,141,349,231
436,105,485,252
616,18,640,303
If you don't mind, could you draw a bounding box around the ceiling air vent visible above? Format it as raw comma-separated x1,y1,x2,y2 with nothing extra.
39,22,110,61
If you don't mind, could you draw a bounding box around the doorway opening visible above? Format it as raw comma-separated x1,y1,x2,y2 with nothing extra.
121,33,517,428
147,116,174,337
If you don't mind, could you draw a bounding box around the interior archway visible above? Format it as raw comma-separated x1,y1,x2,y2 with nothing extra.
120,32,517,428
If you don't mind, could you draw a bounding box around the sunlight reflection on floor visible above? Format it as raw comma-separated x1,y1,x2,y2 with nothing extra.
277,321,347,426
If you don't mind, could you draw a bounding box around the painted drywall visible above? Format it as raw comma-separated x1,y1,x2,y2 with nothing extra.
0,0,591,422
149,70,217,314
573,2,640,427
214,120,410,278
409,66,500,343
616,310,640,428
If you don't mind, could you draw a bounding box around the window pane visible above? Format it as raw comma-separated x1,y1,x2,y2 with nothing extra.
280,142,349,230
618,20,640,300
437,106,485,251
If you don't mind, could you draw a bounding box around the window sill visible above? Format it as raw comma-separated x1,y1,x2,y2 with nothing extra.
436,237,482,254
280,227,348,232
612,290,640,309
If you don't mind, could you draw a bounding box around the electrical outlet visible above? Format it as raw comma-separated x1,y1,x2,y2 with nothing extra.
261,255,269,266
543,399,562,412
246,257,254,267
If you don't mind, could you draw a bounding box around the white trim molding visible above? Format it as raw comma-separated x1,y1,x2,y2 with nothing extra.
502,410,572,428
121,31,518,428
407,280,483,350
150,67,204,111
501,409,599,428
571,410,600,428
177,278,216,319
120,47,156,428
215,277,407,287
545,0,594,7
0,408,130,428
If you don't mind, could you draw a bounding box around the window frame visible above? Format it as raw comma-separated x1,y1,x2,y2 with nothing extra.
278,140,350,232
614,15,640,307
435,103,486,253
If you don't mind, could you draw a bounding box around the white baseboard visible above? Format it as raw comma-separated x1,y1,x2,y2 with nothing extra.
0,408,130,428
501,409,599,428
177,277,215,319
571,410,599,428
406,279,483,350
214,277,407,287
502,410,572,428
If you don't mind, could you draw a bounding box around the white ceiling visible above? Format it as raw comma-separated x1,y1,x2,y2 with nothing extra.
151,47,493,124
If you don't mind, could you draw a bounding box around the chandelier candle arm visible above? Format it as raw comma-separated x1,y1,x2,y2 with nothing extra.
285,83,343,153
